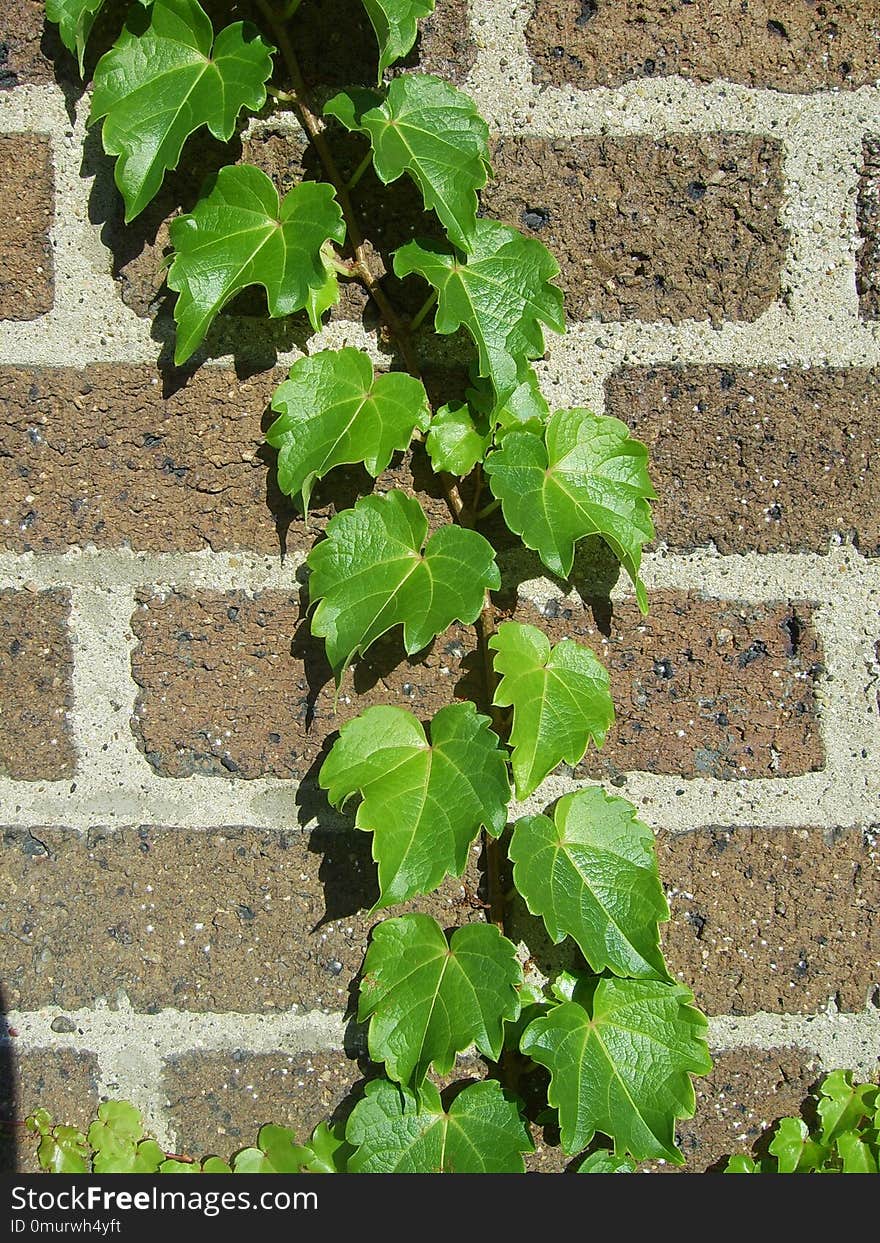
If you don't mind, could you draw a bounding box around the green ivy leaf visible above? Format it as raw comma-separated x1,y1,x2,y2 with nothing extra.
326,75,490,251
484,409,655,611
167,165,345,365
725,1153,762,1173
87,1101,164,1173
394,222,564,403
47,0,141,72
89,0,274,221
425,402,489,476
359,914,522,1085
159,1157,204,1172
36,1125,90,1174
255,1123,311,1173
470,367,550,436
265,349,430,511
509,788,669,980
836,1131,878,1173
578,1150,636,1173
319,703,510,906
297,1120,354,1173
346,1079,533,1172
231,1146,274,1173
768,1117,828,1173
489,621,613,799
520,975,711,1162
816,1070,879,1145
360,0,435,78
201,1156,233,1172
307,489,499,679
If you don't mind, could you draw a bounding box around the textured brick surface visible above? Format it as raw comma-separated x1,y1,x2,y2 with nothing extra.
0,825,485,1012
640,1047,821,1173
659,827,880,1015
0,1049,101,1174
163,1050,361,1159
130,591,474,780
0,366,290,554
857,138,880,321
0,135,54,320
0,589,75,780
539,593,825,781
526,0,880,93
483,134,786,325
130,590,824,784
606,366,880,555
0,1,55,89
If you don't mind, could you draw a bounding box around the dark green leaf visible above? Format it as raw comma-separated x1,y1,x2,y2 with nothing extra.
816,1069,878,1145
394,222,564,403
90,0,274,220
521,975,711,1161
489,621,613,798
484,408,655,610
167,165,344,365
346,1078,533,1172
266,349,430,510
509,788,669,980
319,703,510,906
359,914,522,1084
768,1117,828,1173
326,75,490,250
307,489,499,679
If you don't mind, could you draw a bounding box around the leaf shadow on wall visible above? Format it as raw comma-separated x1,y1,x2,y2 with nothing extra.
0,986,17,1173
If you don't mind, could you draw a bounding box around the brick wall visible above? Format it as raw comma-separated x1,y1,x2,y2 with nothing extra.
1,0,878,1174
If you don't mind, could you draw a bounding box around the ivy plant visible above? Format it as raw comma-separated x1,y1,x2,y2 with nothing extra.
36,0,715,1173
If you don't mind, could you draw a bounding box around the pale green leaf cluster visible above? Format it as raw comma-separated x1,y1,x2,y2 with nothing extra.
726,1071,880,1173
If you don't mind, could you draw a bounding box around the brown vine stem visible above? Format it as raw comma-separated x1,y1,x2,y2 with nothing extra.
255,0,463,527
256,1,511,942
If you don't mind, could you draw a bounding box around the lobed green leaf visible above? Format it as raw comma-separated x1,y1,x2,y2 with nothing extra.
90,0,274,220
360,0,436,78
510,788,670,980
307,489,499,679
521,974,711,1162
326,75,491,251
359,914,522,1085
425,401,489,476
484,408,655,611
346,1078,533,1172
394,221,564,403
167,165,345,364
319,703,510,907
266,348,430,511
489,620,613,799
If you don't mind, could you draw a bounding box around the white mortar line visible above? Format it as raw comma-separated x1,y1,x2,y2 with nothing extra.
5,999,878,1105
0,547,306,591
3,1002,348,1147
0,546,877,831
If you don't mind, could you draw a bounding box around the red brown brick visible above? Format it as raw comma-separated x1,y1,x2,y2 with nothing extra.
0,588,75,780
0,365,291,554
605,365,880,556
482,135,786,325
535,593,825,781
640,1048,821,1173
131,589,825,784
0,1,55,88
1,1048,101,1174
0,135,53,320
526,0,880,93
163,1050,360,1161
130,590,475,780
659,827,880,1015
0,825,485,1012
